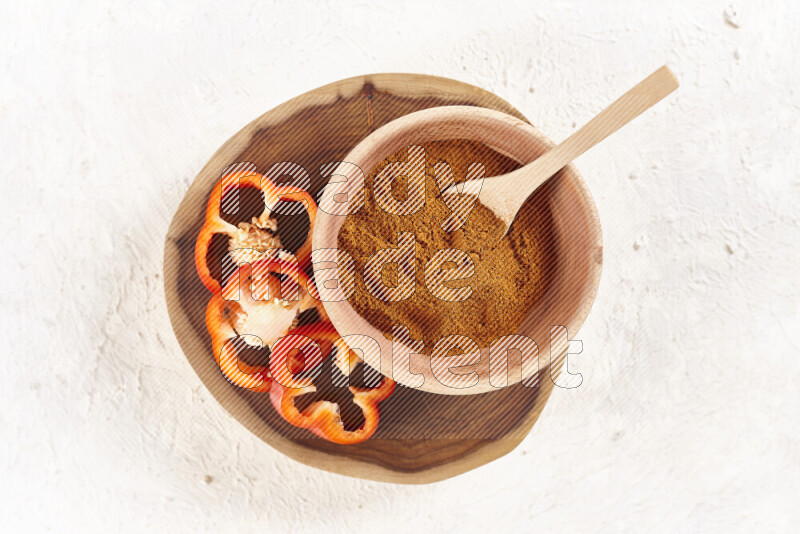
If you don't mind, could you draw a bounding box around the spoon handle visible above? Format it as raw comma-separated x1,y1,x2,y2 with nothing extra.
517,65,679,195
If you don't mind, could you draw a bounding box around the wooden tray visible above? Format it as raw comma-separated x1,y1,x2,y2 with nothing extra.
163,73,564,483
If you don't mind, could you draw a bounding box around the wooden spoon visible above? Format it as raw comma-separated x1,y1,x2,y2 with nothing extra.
444,65,679,234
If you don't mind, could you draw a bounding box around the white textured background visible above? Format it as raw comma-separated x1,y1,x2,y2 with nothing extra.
2,1,798,532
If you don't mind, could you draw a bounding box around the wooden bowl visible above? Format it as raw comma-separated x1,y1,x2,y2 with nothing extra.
314,105,603,395
163,73,598,483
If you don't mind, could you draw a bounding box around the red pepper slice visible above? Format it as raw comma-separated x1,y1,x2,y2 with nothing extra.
269,331,396,445
195,170,317,295
205,258,328,391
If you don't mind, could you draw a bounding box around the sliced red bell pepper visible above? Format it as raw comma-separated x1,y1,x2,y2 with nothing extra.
205,258,328,391
269,330,396,445
197,170,396,444
195,170,317,295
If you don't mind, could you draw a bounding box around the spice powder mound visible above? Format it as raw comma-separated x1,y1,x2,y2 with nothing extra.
337,139,554,352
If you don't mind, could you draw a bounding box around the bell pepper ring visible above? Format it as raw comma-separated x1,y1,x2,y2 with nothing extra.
270,372,396,445
205,258,328,391
269,329,396,445
194,170,317,295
